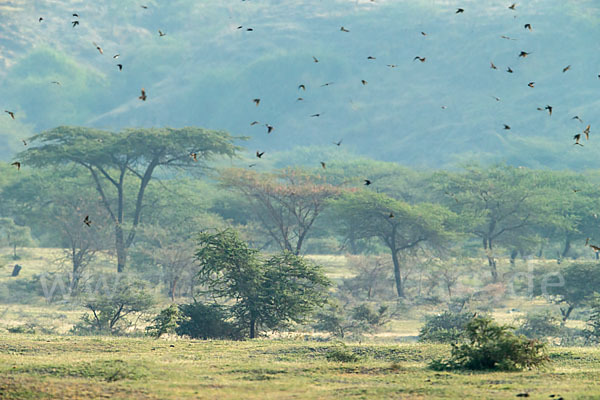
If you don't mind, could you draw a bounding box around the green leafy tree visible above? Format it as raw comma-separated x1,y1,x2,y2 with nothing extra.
534,262,600,321
433,164,540,281
219,168,342,255
330,191,455,297
18,126,241,272
195,229,331,338
0,218,33,259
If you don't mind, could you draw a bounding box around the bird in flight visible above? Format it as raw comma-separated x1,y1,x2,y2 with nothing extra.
39,17,43,22
158,30,166,37
388,212,395,219
364,179,372,186
22,140,27,146
361,80,367,85
312,56,319,63
296,97,304,101
321,82,334,87
367,56,376,60
563,65,571,73
507,66,514,73
528,82,535,88
72,20,79,27
84,215,92,227
93,42,103,54
508,3,516,10
250,121,260,126
266,124,274,134
456,8,464,14
490,62,497,70
190,153,198,162
298,84,306,91
256,151,265,158
491,96,501,101
387,64,398,68
141,5,148,9
573,116,583,123
5,110,15,119
524,23,532,30
545,105,553,116
113,54,120,59
11,161,20,170
500,35,516,40
253,98,260,106
503,124,511,130
574,133,583,145
310,113,322,117
51,81,61,85
72,13,79,17
590,245,600,252
139,88,147,101
421,32,427,36
248,163,257,168
340,27,350,32
518,51,531,58
117,64,123,71
584,124,591,140
333,139,343,146
320,161,326,169
413,56,426,62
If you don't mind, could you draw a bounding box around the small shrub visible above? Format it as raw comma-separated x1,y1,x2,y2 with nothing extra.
430,316,549,371
516,310,561,340
176,301,243,340
146,305,179,338
326,345,360,363
419,311,473,343
584,294,600,345
72,276,155,335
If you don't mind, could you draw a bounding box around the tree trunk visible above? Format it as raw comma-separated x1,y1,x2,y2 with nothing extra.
249,318,256,339
391,249,404,297
561,305,574,322
12,244,17,260
562,235,571,258
115,225,126,273
484,237,498,282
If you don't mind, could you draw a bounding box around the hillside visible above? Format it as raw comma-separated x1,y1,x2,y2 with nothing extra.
2,1,600,168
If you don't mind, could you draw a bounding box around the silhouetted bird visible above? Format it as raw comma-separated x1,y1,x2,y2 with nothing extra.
256,151,265,158
490,62,497,69
11,161,20,170
158,30,166,36
5,110,15,119
524,23,532,30
413,56,426,62
563,65,571,73
253,98,260,106
456,8,464,14
503,124,511,130
364,179,372,185
518,51,531,58
117,64,123,71
84,215,91,227
266,124,274,134
72,21,79,27
139,88,147,101
340,27,350,32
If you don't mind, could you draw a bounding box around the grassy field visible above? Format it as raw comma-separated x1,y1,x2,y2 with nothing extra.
0,334,599,399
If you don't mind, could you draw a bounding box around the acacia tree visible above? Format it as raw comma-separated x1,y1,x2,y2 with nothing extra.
330,191,455,297
3,170,112,290
0,218,33,259
195,229,330,338
18,126,241,272
432,164,540,282
219,168,343,255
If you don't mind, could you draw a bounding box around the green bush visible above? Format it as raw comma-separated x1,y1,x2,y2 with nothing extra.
176,301,243,340
418,311,472,343
71,276,155,335
146,305,179,338
430,316,549,371
325,345,360,362
516,310,561,340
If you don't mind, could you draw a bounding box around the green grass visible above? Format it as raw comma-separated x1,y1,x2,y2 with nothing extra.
0,334,598,399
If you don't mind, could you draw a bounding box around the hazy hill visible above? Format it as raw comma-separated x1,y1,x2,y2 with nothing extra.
2,0,600,169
